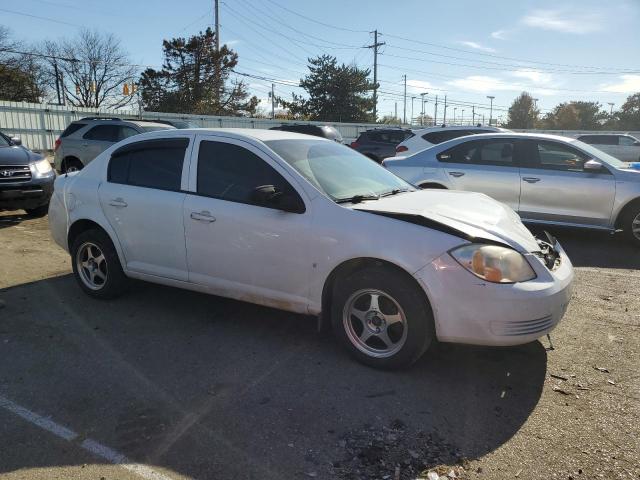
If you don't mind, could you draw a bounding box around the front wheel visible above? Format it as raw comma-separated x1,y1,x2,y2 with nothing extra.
621,206,640,247
71,229,128,299
331,267,435,369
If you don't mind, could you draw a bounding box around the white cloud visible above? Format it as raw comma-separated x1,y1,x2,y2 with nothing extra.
406,79,436,93
446,75,557,96
510,70,553,85
522,9,602,34
600,75,640,93
458,41,496,53
225,39,241,46
490,30,507,40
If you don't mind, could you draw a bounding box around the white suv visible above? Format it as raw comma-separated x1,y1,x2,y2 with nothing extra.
395,125,508,156
576,134,640,162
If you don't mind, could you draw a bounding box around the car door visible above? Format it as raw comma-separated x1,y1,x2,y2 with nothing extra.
183,135,313,312
98,136,192,280
435,138,521,211
518,139,616,227
617,135,640,162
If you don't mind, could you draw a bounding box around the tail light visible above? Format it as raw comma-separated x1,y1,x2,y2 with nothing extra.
54,138,61,152
396,145,408,153
350,141,359,148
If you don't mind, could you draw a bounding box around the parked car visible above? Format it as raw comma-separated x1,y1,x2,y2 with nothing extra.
350,128,414,163
49,128,573,368
384,132,640,246
269,124,343,143
576,133,640,162
394,125,507,156
53,117,175,173
142,119,201,129
0,131,55,217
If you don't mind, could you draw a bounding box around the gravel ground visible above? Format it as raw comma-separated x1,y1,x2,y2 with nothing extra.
0,210,638,480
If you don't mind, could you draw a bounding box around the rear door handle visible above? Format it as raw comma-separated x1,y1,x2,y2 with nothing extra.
522,177,541,183
108,198,128,208
190,211,216,223
448,171,465,178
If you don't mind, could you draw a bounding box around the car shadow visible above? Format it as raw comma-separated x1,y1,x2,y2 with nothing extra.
527,224,640,270
0,212,30,230
0,274,547,479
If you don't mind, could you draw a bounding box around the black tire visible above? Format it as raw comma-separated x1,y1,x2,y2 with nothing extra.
25,204,49,217
621,205,640,247
331,267,435,369
70,228,128,299
62,158,83,174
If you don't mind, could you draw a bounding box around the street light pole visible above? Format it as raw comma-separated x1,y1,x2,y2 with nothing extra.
453,107,457,124
608,102,615,115
420,92,427,125
411,96,415,125
486,95,495,126
461,109,465,125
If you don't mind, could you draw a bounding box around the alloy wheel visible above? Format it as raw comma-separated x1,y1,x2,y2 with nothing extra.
342,289,408,358
76,242,108,290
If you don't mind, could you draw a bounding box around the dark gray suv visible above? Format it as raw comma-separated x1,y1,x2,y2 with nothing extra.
54,117,174,173
0,131,55,216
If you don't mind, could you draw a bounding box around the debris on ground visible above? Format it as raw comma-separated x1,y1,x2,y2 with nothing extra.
333,421,468,480
593,366,610,373
552,386,572,395
550,373,569,381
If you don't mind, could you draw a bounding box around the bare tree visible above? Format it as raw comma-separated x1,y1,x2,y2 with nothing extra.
43,30,137,109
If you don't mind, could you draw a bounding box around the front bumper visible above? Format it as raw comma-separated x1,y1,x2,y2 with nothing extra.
0,175,55,211
414,241,574,346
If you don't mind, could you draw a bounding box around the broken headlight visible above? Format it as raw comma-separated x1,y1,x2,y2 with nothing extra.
450,244,537,284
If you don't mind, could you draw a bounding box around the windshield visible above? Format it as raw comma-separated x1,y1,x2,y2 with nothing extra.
140,125,174,133
265,139,413,201
571,139,627,168
0,133,11,147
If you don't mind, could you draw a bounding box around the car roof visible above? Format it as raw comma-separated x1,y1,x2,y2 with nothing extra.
437,132,580,143
127,127,335,143
411,125,507,134
127,120,174,129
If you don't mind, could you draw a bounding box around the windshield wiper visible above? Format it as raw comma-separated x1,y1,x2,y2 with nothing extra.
379,188,411,198
335,194,380,204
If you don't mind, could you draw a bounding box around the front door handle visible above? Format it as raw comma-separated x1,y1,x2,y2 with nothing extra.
190,211,216,223
448,171,465,178
108,198,128,208
522,177,541,183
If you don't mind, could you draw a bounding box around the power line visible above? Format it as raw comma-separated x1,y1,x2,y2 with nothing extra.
262,0,369,33
0,7,83,27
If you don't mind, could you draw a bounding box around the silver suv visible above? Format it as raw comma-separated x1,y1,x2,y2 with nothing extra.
54,118,174,173
576,133,640,162
384,132,640,246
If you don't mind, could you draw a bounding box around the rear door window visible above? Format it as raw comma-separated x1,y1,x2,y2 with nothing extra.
438,139,516,166
422,129,490,145
83,125,120,142
108,138,188,191
60,123,86,137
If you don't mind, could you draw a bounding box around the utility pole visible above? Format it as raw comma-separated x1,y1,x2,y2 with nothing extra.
271,83,275,119
394,102,397,121
453,107,457,124
461,109,465,125
411,96,415,125
367,30,385,122
434,95,438,126
443,95,448,124
402,74,407,125
214,0,220,53
487,95,495,126
53,59,61,105
608,102,615,115
472,105,475,125
214,0,220,105
420,92,427,126
482,114,485,125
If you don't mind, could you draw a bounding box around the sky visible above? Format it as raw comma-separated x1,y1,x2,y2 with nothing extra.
2,0,640,123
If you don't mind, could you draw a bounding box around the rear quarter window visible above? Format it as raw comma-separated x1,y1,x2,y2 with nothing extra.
60,123,86,137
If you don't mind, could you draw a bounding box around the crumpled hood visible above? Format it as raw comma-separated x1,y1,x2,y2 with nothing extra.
352,189,540,253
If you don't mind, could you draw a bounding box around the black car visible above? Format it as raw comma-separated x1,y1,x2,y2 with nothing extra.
0,131,55,217
269,124,343,143
350,128,414,163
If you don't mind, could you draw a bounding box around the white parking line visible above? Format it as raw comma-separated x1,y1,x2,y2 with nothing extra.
0,394,178,480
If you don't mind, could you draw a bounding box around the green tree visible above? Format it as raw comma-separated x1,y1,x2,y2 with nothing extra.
617,93,640,130
0,26,45,102
380,115,402,125
541,100,607,130
506,92,539,129
279,55,375,122
139,28,258,116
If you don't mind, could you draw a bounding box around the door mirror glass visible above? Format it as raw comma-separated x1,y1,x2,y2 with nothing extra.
251,185,304,213
584,159,604,171
10,137,22,146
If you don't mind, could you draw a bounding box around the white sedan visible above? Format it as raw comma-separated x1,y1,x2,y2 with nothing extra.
49,128,574,368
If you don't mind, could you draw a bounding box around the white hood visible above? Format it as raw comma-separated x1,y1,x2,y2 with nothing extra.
353,189,540,253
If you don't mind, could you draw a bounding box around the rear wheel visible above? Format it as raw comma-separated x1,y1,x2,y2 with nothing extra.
71,229,128,299
62,158,83,173
331,267,435,369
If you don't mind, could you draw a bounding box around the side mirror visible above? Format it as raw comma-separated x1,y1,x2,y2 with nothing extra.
584,159,604,172
10,137,22,146
252,185,305,213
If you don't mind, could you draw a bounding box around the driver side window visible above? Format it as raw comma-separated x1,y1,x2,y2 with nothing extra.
196,140,300,209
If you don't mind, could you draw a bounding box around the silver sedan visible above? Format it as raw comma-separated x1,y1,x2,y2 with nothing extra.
383,132,640,246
